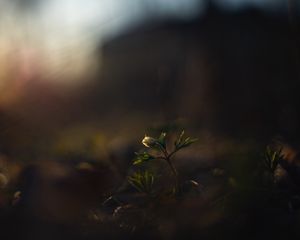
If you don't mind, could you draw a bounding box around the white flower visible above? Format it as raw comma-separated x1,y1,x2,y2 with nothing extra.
142,136,157,148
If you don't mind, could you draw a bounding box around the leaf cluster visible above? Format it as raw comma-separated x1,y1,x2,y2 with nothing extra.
128,171,155,194
263,145,284,173
133,152,154,165
174,130,198,151
133,130,198,165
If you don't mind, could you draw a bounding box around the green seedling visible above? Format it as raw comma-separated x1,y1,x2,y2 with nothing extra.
263,145,284,174
132,130,198,193
128,170,155,195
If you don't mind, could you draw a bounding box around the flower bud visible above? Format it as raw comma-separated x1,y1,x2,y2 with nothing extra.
142,136,157,148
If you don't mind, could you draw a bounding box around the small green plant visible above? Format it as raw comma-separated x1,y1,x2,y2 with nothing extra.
128,170,155,195
259,144,286,187
263,145,284,174
133,130,198,192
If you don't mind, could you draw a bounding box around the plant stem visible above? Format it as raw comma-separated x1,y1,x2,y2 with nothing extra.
166,157,178,177
159,145,169,159
168,149,179,159
157,143,179,193
166,157,179,193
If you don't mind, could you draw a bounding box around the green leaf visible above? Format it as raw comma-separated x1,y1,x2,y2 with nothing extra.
177,138,198,150
174,130,198,151
263,145,284,173
133,152,155,165
175,130,185,147
182,138,198,147
158,132,167,148
128,171,155,194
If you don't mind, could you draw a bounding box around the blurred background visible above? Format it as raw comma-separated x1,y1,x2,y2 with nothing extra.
0,0,299,239
0,0,299,154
